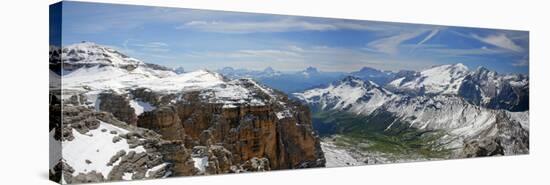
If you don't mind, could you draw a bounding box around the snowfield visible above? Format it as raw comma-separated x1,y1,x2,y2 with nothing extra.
62,42,143,68
59,43,286,112
62,121,146,178
386,63,469,95
129,100,156,116
61,63,275,110
294,76,394,115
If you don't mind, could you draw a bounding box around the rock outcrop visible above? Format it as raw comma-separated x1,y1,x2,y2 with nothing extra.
51,42,326,183
137,88,325,172
98,92,137,126
56,105,199,183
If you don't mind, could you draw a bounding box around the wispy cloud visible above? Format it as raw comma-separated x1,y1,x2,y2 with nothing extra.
170,45,436,72
409,44,509,56
62,1,529,74
130,41,170,52
472,33,524,52
512,59,529,67
366,30,429,54
176,18,396,33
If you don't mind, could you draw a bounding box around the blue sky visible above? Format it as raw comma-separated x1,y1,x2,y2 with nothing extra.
58,1,529,74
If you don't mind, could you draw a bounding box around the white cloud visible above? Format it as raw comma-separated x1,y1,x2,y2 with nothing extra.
512,59,529,67
412,44,509,56
366,30,428,54
288,45,305,52
178,19,333,33
473,33,524,52
416,28,440,47
125,41,170,53
170,45,436,72
176,19,387,33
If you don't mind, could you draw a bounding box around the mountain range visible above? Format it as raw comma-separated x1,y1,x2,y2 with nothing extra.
50,42,529,182
294,64,529,164
217,63,528,113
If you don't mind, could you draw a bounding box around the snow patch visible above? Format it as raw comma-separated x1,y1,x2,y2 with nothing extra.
192,157,209,173
129,100,156,115
122,172,133,180
62,121,146,178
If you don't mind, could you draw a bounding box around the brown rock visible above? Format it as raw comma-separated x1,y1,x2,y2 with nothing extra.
98,91,137,126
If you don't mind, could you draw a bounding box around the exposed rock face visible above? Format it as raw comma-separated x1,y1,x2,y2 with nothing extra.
53,42,326,183
239,157,271,172
98,92,137,126
72,171,105,183
156,140,198,176
276,104,325,168
463,112,529,156
461,138,504,157
137,90,325,171
205,145,234,174
138,106,185,141
459,67,529,111
56,105,199,183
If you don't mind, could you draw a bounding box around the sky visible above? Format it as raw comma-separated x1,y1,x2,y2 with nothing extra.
57,1,529,74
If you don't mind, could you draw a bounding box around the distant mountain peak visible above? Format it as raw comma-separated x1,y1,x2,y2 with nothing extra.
294,75,393,115
221,66,235,71
429,63,469,72
358,66,382,73
338,76,385,92
174,66,185,74
305,66,318,73
263,66,275,73
473,66,496,76
301,66,319,77
386,63,471,95
454,63,467,69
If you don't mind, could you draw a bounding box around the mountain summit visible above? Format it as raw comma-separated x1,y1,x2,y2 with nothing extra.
60,42,143,71
386,63,469,95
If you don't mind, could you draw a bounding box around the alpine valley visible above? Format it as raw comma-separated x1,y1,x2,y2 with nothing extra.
294,63,529,166
50,42,529,183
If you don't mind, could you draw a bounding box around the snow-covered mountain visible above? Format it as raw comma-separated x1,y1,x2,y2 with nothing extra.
386,63,469,95
54,42,181,76
173,66,185,74
295,76,529,157
60,42,144,71
349,67,395,85
217,66,282,79
294,76,394,115
50,42,325,183
458,67,529,111
301,66,320,78
385,63,529,111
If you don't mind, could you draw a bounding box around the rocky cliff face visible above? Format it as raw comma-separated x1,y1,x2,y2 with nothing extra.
135,80,325,171
458,67,529,111
51,43,325,183
51,105,198,184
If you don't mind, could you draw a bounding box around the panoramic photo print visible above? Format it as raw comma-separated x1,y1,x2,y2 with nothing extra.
50,1,529,184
